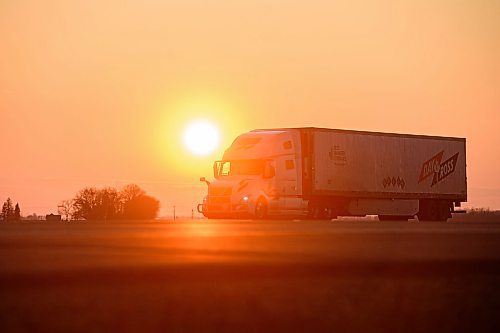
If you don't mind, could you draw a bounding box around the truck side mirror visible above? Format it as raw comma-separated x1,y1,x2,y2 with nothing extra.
263,163,275,179
213,163,219,179
200,177,210,186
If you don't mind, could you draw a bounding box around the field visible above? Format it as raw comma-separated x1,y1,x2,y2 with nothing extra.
1,218,500,333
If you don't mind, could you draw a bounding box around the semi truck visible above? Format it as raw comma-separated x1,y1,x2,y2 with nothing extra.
197,127,467,221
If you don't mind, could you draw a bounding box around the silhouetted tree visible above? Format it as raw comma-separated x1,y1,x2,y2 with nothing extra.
58,200,73,221
120,184,145,202
72,187,100,220
14,203,21,221
70,184,160,220
1,203,6,221
123,194,160,220
1,198,14,221
96,187,120,220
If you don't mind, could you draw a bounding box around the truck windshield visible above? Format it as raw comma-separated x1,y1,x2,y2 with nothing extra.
216,160,264,177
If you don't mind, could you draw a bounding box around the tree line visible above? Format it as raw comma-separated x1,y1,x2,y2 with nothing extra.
1,198,21,221
59,184,160,220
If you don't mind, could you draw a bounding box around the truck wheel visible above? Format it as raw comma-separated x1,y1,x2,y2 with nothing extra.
438,201,451,221
254,198,267,219
319,203,335,220
308,201,321,220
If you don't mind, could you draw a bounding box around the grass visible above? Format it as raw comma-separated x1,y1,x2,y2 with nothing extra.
450,208,500,223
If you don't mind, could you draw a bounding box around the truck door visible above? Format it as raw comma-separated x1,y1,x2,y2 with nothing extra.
276,157,300,212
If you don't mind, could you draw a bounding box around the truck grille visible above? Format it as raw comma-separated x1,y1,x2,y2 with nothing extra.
209,196,231,204
209,187,232,196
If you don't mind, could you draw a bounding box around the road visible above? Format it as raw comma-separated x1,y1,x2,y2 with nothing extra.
1,219,500,333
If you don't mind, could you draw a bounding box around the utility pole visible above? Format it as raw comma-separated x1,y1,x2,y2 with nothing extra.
173,205,176,221
191,208,194,220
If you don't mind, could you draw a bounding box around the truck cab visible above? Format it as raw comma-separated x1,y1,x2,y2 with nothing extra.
198,129,307,218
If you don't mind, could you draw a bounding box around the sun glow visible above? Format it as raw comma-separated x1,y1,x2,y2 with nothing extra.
183,121,220,156
155,93,249,176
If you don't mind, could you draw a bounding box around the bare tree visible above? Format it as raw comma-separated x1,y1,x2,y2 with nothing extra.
72,187,100,220
58,200,73,221
98,187,120,220
120,184,146,202
69,184,159,220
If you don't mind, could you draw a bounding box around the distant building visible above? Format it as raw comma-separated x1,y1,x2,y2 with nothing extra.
45,214,62,221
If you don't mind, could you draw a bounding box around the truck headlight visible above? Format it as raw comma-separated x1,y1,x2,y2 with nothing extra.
239,196,250,203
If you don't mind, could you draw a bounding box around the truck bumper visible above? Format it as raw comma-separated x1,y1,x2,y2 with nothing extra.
197,202,251,219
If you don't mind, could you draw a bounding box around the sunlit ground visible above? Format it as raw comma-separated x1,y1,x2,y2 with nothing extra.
1,219,500,333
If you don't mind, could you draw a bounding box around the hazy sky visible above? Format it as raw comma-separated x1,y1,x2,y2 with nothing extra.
1,0,499,216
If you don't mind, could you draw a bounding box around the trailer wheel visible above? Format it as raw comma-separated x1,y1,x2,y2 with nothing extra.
254,198,267,219
428,200,439,221
418,200,439,221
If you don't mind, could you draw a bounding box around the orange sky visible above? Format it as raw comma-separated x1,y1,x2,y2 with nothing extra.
1,0,499,216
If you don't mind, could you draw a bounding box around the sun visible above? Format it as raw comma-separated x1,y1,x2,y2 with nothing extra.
183,121,220,156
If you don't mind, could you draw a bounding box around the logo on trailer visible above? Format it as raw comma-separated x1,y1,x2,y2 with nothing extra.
418,150,459,186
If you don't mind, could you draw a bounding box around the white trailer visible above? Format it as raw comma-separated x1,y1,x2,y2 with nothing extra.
198,128,466,221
